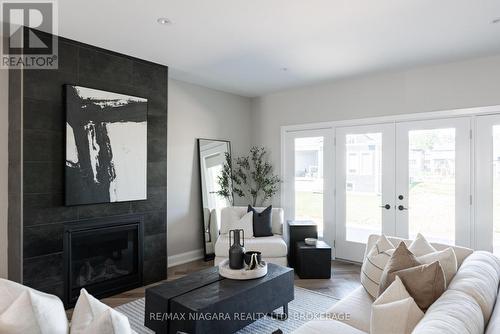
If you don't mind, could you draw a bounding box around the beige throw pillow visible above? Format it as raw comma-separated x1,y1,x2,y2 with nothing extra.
408,233,437,257
379,242,421,295
417,247,457,286
395,261,446,311
371,276,424,334
361,235,395,298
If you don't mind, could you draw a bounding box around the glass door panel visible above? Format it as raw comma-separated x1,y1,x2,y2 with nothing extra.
282,128,334,252
294,137,324,235
395,118,470,247
475,114,500,255
493,125,500,255
491,125,500,256
345,133,383,243
407,128,456,244
335,124,395,262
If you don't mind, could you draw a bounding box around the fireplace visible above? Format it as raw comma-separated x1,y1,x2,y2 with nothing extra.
63,215,144,306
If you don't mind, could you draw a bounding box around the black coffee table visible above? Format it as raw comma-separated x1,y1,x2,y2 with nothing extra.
145,263,294,334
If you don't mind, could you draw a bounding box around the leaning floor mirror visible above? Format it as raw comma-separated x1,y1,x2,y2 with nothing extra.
197,139,232,260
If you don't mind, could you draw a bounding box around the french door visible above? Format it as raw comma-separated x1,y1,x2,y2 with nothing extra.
335,118,471,262
335,123,395,261
476,115,500,255
283,128,334,251
395,118,471,247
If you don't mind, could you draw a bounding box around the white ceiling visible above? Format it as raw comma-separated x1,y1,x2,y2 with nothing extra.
54,1,500,96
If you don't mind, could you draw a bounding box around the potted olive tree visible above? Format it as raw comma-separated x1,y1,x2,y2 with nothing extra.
216,146,281,206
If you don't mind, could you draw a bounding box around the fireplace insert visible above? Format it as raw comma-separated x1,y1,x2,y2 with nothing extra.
63,215,143,306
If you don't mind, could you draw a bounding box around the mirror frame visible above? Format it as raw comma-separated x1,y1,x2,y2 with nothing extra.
197,138,233,261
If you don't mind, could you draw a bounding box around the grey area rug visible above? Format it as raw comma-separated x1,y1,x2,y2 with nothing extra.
116,286,338,334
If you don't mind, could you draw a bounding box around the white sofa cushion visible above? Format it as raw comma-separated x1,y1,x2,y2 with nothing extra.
219,206,283,235
417,247,457,286
214,234,287,257
0,290,69,334
0,278,69,334
412,290,484,334
293,319,366,334
226,211,254,238
71,289,135,334
360,235,395,299
327,286,372,333
447,251,500,324
371,276,424,334
485,286,500,334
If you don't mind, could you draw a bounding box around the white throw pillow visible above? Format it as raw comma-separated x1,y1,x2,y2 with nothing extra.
71,289,134,334
361,234,395,299
417,247,458,286
0,278,69,334
227,211,254,238
371,276,424,334
408,233,437,257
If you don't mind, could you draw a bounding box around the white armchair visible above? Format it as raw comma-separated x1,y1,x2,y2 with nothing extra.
213,207,288,266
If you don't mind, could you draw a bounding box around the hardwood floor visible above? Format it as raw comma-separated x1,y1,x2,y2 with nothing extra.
98,259,214,310
294,260,361,300
99,259,361,310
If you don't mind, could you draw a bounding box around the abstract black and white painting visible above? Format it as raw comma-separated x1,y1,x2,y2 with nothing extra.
65,85,148,205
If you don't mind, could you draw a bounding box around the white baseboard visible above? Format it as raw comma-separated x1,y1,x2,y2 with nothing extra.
168,248,204,268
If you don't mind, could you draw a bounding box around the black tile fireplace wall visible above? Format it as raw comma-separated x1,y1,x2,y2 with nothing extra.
8,31,168,300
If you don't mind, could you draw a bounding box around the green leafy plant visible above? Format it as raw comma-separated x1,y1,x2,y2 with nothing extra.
216,146,281,206
216,152,234,205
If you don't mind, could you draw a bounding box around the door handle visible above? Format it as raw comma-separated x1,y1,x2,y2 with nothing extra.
379,204,391,210
398,205,408,211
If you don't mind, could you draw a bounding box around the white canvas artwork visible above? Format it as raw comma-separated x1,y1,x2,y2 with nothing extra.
65,85,148,205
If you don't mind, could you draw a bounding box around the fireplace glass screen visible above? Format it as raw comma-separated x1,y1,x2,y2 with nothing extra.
65,219,142,305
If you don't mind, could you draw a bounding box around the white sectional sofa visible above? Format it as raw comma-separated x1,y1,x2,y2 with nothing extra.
294,234,500,334
213,206,288,266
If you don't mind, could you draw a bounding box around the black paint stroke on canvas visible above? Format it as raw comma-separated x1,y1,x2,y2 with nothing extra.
65,85,147,206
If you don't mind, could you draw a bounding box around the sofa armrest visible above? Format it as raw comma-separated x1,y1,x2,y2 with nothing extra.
273,207,284,235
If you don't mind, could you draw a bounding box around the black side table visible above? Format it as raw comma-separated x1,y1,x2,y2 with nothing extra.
295,241,332,279
286,221,317,268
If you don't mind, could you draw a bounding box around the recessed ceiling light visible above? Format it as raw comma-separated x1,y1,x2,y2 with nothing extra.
492,18,500,24
157,17,172,25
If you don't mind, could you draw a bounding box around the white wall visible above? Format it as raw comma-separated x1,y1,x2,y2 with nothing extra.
0,67,7,278
252,54,500,205
167,79,252,261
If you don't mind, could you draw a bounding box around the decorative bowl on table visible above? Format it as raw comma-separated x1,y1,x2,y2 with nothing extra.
305,238,317,246
218,259,268,280
244,251,262,267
